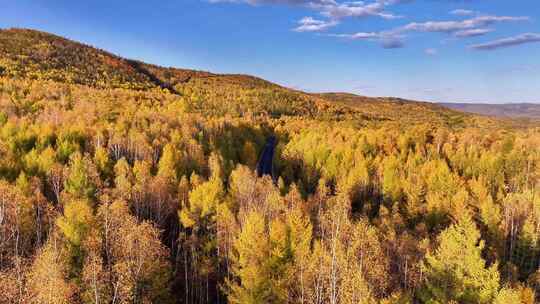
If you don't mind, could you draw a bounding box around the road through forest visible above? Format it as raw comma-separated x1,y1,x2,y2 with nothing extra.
256,136,276,179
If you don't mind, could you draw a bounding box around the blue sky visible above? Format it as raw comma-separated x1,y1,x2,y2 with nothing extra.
1,0,539,103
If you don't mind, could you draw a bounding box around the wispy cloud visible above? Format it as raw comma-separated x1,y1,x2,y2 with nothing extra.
208,0,535,51
327,30,404,48
400,15,528,34
293,17,339,32
314,0,404,20
470,33,540,50
211,0,405,20
329,32,380,39
453,28,493,38
209,0,409,32
326,14,527,48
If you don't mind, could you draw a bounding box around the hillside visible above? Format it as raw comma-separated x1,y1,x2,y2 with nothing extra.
0,27,500,128
1,28,540,304
317,92,474,126
441,102,540,120
0,28,277,91
0,28,157,89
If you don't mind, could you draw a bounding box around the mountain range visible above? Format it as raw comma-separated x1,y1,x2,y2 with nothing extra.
440,102,540,120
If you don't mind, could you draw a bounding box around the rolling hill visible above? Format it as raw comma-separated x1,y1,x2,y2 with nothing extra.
0,27,500,128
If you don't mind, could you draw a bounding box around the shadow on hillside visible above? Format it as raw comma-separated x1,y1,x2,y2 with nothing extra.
126,59,181,95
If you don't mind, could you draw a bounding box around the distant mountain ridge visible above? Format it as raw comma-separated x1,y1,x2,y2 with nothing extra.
440,103,540,120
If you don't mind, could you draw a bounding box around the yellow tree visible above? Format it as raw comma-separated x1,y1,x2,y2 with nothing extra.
179,176,224,230
178,175,225,302
227,211,277,304
64,152,98,201
113,157,133,202
97,200,171,303
419,216,500,303
27,240,74,304
81,232,111,304
302,193,383,304
56,199,95,274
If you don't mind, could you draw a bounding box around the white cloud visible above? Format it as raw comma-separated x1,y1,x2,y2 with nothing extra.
208,0,534,51
294,17,339,32
453,28,493,38
328,30,404,48
470,33,540,50
211,0,406,22
328,32,380,39
288,0,410,33
315,1,403,20
400,15,528,34
327,13,528,49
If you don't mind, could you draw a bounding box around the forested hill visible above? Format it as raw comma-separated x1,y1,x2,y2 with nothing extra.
0,27,506,128
318,92,474,126
1,27,540,304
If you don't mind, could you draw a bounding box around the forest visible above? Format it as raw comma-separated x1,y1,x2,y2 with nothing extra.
0,28,540,304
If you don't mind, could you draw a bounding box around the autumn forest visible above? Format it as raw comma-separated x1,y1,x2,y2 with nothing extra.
1,28,540,304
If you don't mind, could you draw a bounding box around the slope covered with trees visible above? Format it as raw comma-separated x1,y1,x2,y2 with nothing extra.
1,28,540,304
